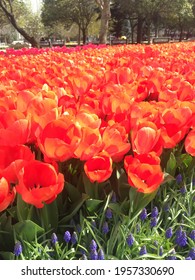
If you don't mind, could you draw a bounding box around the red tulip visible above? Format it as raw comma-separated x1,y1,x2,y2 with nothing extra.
16,160,64,208
124,153,164,193
84,151,113,183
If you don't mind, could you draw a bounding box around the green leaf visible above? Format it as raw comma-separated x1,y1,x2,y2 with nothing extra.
16,194,31,221
39,200,59,232
85,199,103,213
59,193,89,225
13,220,44,242
65,182,82,203
166,152,176,175
0,251,15,260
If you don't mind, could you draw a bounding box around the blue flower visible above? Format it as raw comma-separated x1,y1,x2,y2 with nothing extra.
188,248,195,260
165,228,173,239
89,240,97,251
175,226,182,239
105,208,112,219
140,208,147,221
180,185,187,195
98,249,105,260
189,230,195,241
175,230,187,247
64,231,71,243
139,245,147,256
102,222,109,234
14,242,22,257
71,231,78,245
150,217,157,228
51,233,58,245
176,174,182,184
126,234,134,247
90,250,98,260
151,206,159,218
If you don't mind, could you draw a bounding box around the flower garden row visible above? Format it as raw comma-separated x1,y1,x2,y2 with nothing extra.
1,42,195,212
0,43,195,260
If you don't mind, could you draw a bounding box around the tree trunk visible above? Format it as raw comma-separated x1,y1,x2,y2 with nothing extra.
147,20,151,44
78,25,81,45
82,28,87,45
179,26,183,42
0,1,39,47
96,0,111,44
137,15,144,44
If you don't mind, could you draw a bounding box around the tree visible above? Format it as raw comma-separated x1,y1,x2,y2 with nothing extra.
95,0,111,44
162,0,195,41
42,0,97,44
0,0,39,47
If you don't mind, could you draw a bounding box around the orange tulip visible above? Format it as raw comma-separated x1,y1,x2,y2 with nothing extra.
124,153,164,193
159,106,192,148
74,127,102,161
0,110,31,146
0,177,15,212
38,117,81,162
16,160,64,208
102,124,130,162
131,121,163,156
84,151,113,183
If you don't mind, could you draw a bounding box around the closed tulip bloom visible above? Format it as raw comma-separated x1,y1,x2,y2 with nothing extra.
84,151,113,183
124,152,164,193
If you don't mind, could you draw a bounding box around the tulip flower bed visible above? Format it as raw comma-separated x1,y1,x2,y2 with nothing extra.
0,42,195,260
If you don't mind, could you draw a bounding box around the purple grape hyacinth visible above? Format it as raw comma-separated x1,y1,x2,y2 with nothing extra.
14,242,22,257
126,233,134,247
140,208,147,221
64,231,71,243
